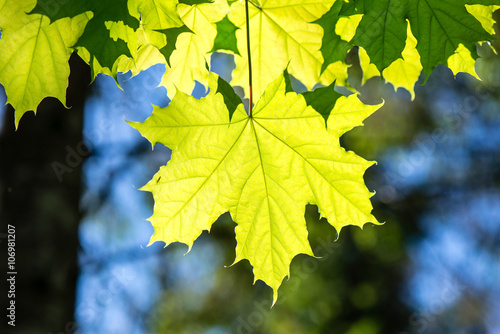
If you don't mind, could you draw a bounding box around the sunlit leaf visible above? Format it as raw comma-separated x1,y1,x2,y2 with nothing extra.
128,71,381,302
159,0,227,97
227,0,341,99
0,0,89,127
359,21,423,100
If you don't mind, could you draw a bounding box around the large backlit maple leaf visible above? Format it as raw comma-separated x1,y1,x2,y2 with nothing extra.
128,71,381,302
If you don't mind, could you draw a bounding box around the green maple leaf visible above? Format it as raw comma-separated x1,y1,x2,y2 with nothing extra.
302,82,342,127
327,0,495,90
316,1,352,74
210,15,241,55
0,0,89,127
407,0,492,80
343,0,496,98
379,22,423,99
358,20,423,100
128,71,381,302
31,0,88,21
352,0,409,72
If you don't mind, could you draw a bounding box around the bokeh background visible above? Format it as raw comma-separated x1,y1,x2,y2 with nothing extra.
1,11,500,334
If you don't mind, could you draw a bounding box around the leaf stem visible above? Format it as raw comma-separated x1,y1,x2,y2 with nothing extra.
245,0,253,116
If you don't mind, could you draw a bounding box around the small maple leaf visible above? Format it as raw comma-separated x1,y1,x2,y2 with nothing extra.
227,0,344,99
128,70,382,303
0,0,89,127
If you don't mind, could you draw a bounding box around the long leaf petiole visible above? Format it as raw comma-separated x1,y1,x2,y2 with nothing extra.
245,0,253,116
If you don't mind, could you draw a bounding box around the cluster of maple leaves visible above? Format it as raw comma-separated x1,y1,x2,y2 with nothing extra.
0,0,497,301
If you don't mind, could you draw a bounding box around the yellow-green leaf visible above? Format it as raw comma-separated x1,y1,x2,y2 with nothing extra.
466,4,500,37
0,0,89,127
359,21,423,100
159,0,227,97
227,0,341,100
382,21,422,99
447,43,480,80
358,47,380,85
128,0,184,30
128,71,381,302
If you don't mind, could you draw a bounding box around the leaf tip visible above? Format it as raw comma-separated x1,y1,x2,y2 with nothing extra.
183,243,194,255
271,289,278,308
14,109,33,130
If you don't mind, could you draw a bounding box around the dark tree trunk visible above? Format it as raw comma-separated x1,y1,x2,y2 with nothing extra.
0,54,90,333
